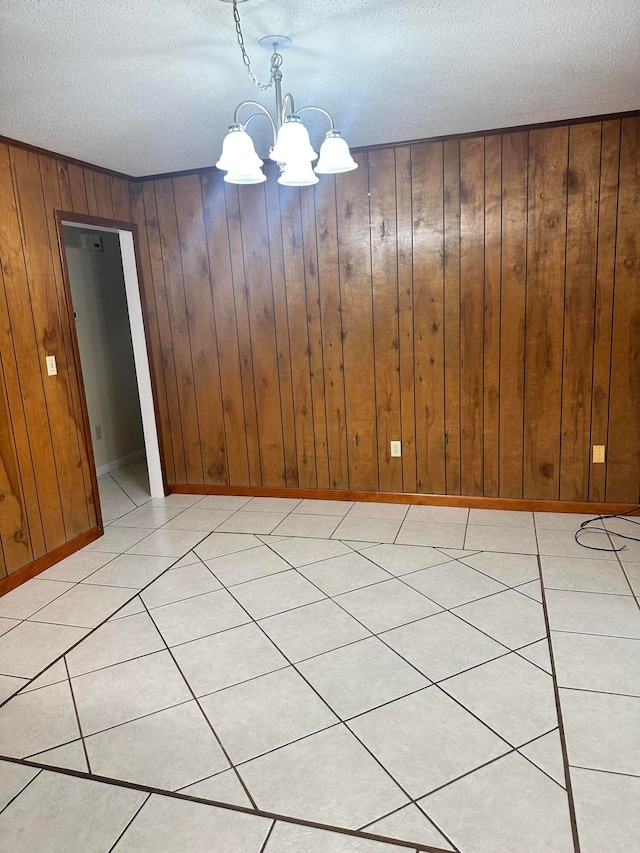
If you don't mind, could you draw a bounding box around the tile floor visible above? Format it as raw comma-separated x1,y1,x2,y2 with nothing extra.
0,461,638,851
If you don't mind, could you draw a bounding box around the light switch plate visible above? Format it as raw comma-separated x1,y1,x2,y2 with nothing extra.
46,355,57,376
390,441,402,458
592,445,605,464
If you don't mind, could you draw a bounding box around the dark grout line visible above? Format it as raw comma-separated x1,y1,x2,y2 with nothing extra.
567,764,640,780
63,656,92,775
0,764,43,818
106,792,152,852
257,819,276,853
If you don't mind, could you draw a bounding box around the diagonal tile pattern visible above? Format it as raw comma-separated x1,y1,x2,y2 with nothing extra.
1,471,638,851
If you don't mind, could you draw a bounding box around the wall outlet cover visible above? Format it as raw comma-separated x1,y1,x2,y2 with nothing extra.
390,441,402,457
46,355,57,376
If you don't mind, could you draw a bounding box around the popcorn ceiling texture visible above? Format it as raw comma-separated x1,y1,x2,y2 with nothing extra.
1,0,638,176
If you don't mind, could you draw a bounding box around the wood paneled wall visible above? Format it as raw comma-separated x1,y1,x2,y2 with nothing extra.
0,142,132,580
132,116,640,504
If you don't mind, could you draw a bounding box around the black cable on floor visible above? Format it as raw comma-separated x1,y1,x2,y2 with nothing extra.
575,505,640,552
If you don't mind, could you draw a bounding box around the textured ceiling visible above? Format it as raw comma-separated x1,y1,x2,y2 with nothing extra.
1,0,638,176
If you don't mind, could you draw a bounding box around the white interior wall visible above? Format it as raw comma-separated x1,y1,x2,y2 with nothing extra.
63,227,145,471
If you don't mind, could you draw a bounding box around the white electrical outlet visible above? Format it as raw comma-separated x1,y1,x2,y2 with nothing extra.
46,355,57,376
390,441,402,457
95,425,103,440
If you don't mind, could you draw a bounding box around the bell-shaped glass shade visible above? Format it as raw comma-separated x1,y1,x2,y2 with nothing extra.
277,159,319,187
216,125,263,172
314,131,357,174
270,115,317,163
223,165,267,185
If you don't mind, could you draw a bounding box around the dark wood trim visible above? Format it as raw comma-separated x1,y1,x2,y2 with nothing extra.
54,211,169,500
0,134,134,181
169,483,638,515
136,110,640,182
0,527,101,596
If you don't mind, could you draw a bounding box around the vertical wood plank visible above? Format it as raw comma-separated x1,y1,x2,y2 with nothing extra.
83,169,99,216
224,183,262,485
483,135,502,497
395,147,417,493
93,172,114,219
560,123,601,500
459,137,485,496
173,175,227,484
369,148,402,493
67,164,88,214
315,176,349,489
336,154,378,492
589,120,621,502
523,126,569,499
443,139,461,494
499,132,528,498
411,142,445,494
111,176,132,221
57,161,73,211
606,116,640,501
201,172,251,486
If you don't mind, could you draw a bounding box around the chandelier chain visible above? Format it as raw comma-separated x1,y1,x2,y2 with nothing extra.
232,0,280,91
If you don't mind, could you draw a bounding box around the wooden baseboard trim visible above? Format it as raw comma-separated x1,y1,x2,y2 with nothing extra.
0,527,102,597
168,484,638,515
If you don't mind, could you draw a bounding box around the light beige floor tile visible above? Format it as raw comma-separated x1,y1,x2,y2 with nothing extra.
160,509,235,530
216,511,290,535
127,528,206,557
21,659,68,692
419,752,574,853
299,552,392,597
178,769,253,807
113,793,271,852
244,497,302,513
395,521,466,548
84,527,155,553
545,589,640,638
194,495,252,511
150,588,250,647
65,611,164,677
335,579,442,633
0,759,40,811
464,525,538,554
107,597,145,621
468,509,534,528
0,579,75,620
72,650,191,735
440,653,557,746
571,767,640,853
141,563,221,609
534,512,599,530
269,537,352,567
364,803,455,850
382,611,507,682
147,494,205,508
39,551,116,583
332,517,402,544
297,636,429,719
29,739,88,772
537,528,617,559
403,561,507,609
0,621,87,678
85,701,229,790
172,622,288,697
292,499,354,516
459,551,539,585
0,673,26,702
362,543,453,575
109,505,184,528
264,821,404,852
28,584,134,629
206,545,291,587
350,687,509,797
0,616,20,638
0,770,147,853
230,570,325,620
259,599,371,662
559,688,640,775
551,631,640,695
519,729,566,785
517,638,552,674
515,578,543,601
194,532,262,561
82,554,173,589
453,589,547,649
241,724,409,828
201,667,337,764
540,555,632,594
404,505,469,524
347,502,409,521
271,513,341,538
0,680,79,757
622,561,640,594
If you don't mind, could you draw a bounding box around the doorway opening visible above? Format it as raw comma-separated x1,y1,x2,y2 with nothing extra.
59,218,164,516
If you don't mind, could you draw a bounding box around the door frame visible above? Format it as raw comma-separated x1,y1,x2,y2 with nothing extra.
54,211,167,513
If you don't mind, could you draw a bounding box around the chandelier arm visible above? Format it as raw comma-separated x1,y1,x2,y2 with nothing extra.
233,101,277,142
281,93,296,123
243,112,278,146
297,106,335,132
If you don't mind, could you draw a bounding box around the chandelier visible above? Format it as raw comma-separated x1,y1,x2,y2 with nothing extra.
216,0,357,186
